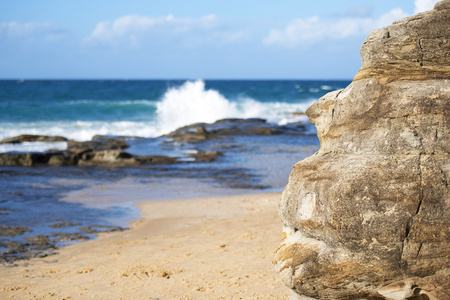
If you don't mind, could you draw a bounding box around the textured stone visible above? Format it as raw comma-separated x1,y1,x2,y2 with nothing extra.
354,0,450,82
275,1,450,299
0,134,67,144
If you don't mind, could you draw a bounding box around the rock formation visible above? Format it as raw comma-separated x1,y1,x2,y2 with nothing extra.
0,136,177,167
0,118,306,167
274,2,450,300
0,134,67,144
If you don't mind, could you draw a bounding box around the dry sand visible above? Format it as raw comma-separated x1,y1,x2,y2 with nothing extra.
0,192,290,299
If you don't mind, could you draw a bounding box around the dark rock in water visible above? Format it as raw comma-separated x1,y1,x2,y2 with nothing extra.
0,208,12,216
47,151,80,166
0,153,53,166
164,118,288,144
0,134,67,144
91,135,133,142
0,147,179,167
134,155,178,165
0,138,178,167
50,232,89,242
0,226,33,237
189,150,223,162
1,238,59,263
0,116,309,167
164,125,210,143
274,2,450,300
79,225,125,234
208,118,282,137
3,241,29,255
215,118,267,124
48,221,82,228
249,127,281,135
67,138,130,153
76,150,138,167
24,235,50,245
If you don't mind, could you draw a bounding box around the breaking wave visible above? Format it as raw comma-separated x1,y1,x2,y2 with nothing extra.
154,80,314,134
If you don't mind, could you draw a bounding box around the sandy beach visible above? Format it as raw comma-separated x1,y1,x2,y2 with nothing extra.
0,192,290,299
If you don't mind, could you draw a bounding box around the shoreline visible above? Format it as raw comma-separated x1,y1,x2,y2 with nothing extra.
0,192,290,299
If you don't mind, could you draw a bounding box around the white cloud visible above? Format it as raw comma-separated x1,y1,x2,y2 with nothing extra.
85,14,242,47
414,0,440,14
264,1,442,48
1,22,50,36
0,21,67,43
263,8,409,48
374,8,410,28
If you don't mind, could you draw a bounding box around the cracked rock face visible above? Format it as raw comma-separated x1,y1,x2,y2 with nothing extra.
274,2,450,300
354,0,450,82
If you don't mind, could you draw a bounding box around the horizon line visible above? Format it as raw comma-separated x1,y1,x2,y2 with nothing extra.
1,77,353,81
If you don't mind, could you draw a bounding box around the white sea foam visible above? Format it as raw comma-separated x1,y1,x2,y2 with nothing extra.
155,80,244,134
66,99,158,106
0,141,67,153
0,120,160,144
320,85,333,90
154,80,315,135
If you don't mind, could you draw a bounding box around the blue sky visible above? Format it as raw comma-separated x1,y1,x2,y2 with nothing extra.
0,0,440,79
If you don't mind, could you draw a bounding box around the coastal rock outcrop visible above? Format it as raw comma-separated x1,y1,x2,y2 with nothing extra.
0,118,307,167
163,118,294,143
0,134,67,144
274,2,450,300
0,141,177,167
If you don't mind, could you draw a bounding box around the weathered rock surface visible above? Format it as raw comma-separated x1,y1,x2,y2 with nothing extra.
0,135,178,167
67,137,130,152
0,134,67,144
163,118,296,143
0,150,182,167
0,226,32,237
274,2,450,300
0,225,124,263
79,225,125,234
48,221,81,228
354,0,450,82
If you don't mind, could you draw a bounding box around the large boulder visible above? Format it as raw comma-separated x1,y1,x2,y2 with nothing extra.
274,2,450,300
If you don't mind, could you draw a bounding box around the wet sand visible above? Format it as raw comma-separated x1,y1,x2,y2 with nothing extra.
0,192,289,299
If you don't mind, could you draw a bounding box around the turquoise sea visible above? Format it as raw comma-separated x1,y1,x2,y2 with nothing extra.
0,79,350,261
0,79,349,146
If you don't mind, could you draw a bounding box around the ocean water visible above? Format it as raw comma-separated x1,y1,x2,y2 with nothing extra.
0,79,350,261
0,79,348,150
